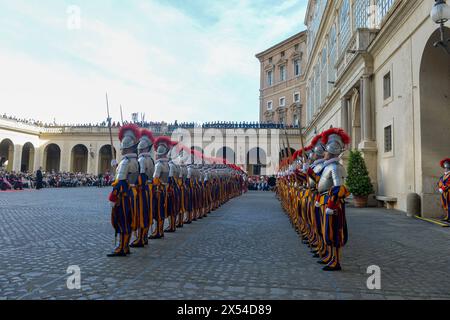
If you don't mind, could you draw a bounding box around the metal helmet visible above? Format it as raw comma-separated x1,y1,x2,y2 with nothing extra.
119,124,140,150
440,158,450,170
311,133,326,157
138,129,154,152
321,128,351,156
153,136,177,158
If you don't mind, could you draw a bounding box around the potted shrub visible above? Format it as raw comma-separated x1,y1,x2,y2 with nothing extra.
346,150,374,207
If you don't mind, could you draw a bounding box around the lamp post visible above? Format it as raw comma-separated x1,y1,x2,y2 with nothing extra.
430,0,450,54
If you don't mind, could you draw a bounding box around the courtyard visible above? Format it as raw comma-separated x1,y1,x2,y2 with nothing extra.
0,188,449,300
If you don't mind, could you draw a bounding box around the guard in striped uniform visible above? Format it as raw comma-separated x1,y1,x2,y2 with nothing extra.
131,129,155,248
316,128,351,271
107,124,140,257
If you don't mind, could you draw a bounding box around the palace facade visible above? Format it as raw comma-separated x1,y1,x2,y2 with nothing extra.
256,31,307,127
301,0,448,217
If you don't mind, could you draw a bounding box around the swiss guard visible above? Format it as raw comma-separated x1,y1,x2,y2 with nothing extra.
131,129,155,248
438,158,450,222
316,128,351,271
306,133,327,259
108,124,140,257
150,136,177,239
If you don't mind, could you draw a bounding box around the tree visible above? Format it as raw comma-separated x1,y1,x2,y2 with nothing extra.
346,150,374,196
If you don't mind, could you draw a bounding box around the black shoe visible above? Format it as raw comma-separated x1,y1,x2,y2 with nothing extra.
107,251,127,257
317,260,327,265
164,228,176,233
184,221,192,224
323,265,342,271
130,242,144,248
149,234,163,240
312,253,320,258
176,225,184,228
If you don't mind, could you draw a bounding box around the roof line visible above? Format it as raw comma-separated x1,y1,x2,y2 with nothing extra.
255,30,307,59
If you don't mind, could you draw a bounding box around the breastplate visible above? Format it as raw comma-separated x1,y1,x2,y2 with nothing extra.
309,161,325,189
127,158,139,185
139,155,154,180
154,160,170,183
318,161,345,194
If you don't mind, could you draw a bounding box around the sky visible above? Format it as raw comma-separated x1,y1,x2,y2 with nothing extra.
0,0,307,124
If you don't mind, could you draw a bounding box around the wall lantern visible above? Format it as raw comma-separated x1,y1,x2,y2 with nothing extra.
431,0,450,54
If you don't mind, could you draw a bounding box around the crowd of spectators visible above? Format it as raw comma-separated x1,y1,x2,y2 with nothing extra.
0,168,113,191
247,176,276,191
2,114,300,131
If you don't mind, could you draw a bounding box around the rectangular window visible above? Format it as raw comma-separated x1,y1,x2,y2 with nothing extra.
294,59,301,76
294,44,299,51
279,97,286,107
267,101,273,110
268,57,272,64
384,125,392,153
280,65,286,81
281,51,285,58
383,71,391,100
353,0,370,29
267,70,273,86
294,93,300,103
293,114,299,127
376,0,395,25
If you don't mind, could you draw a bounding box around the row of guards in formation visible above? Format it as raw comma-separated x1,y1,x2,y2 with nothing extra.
276,128,450,272
276,128,351,272
107,124,248,257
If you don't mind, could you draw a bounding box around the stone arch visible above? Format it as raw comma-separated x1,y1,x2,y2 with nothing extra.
98,145,116,175
419,27,450,216
44,144,61,172
0,139,14,171
216,147,236,164
71,144,88,173
21,142,35,172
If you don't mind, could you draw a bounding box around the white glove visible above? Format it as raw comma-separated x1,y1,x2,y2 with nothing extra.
111,159,118,167
110,201,116,208
315,201,321,208
302,163,310,171
325,208,336,216
439,188,444,194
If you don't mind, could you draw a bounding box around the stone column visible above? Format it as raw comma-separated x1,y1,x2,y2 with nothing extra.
341,98,349,133
358,75,378,197
13,144,22,172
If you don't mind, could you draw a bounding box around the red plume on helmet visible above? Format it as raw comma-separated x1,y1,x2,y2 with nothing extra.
304,144,313,152
118,124,141,142
440,158,450,168
140,129,155,143
153,136,178,150
311,133,323,147
321,128,351,145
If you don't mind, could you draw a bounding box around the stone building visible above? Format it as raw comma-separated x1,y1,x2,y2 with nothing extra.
256,31,307,128
0,117,302,177
301,0,449,217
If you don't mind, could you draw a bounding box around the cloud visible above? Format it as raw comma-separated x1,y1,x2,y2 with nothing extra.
0,0,307,124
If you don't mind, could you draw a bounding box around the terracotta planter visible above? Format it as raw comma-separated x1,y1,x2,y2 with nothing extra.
353,195,368,208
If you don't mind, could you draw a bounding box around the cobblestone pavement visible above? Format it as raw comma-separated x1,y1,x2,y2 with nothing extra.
0,188,449,300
